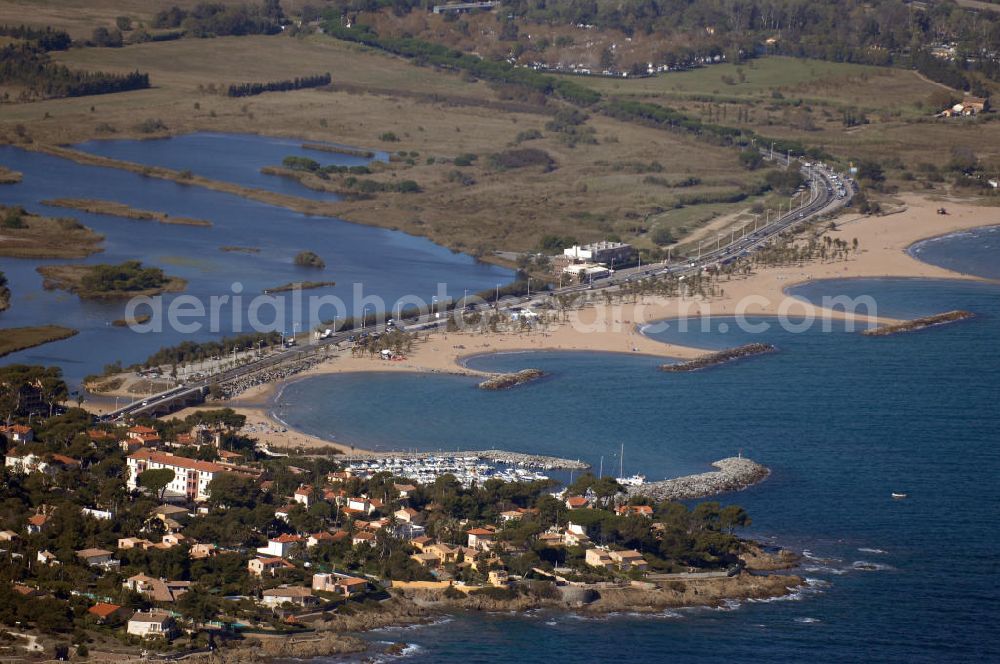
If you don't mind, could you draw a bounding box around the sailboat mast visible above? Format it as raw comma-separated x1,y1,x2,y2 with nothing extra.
620,442,624,478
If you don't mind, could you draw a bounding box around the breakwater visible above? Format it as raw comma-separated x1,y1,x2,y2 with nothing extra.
627,457,769,501
661,343,776,372
478,368,544,390
336,449,589,471
862,310,974,336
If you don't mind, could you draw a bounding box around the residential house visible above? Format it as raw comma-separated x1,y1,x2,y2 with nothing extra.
87,428,115,443
123,573,190,602
409,535,433,551
126,611,176,639
76,548,118,568
257,533,303,558
118,537,155,550
563,523,591,547
0,424,33,443
127,425,161,447
410,552,440,568
261,586,317,608
307,530,348,548
584,548,614,569
499,510,522,522
312,573,368,597
424,542,460,564
36,549,58,565
351,531,376,547
346,497,382,515
293,485,314,507
565,496,589,510
126,449,228,502
190,543,218,560
609,549,648,571
274,504,297,522
394,507,419,523
5,449,80,476
150,504,190,524
537,532,564,547
615,505,653,518
88,603,128,624
393,483,416,499
395,521,426,540
26,513,49,534
466,526,497,552
488,569,510,587
161,533,188,548
248,556,294,577
0,530,18,542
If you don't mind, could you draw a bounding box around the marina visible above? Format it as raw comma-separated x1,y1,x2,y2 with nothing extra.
335,449,589,487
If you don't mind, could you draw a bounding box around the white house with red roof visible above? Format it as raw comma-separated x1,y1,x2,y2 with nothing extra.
126,449,227,502
467,526,497,551
293,485,314,507
257,533,303,558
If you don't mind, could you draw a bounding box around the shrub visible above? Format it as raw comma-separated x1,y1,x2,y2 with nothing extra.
294,251,325,268
488,148,554,171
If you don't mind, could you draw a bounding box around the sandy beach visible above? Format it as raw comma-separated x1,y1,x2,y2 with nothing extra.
167,194,997,453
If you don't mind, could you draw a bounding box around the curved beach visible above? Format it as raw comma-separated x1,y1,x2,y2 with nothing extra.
205,194,1000,456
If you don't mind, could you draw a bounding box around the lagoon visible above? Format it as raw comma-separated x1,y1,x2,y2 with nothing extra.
0,134,511,385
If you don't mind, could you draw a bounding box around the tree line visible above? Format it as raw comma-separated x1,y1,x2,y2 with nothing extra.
0,24,70,51
152,1,284,37
0,44,150,100
227,72,331,97
321,21,601,106
142,331,284,368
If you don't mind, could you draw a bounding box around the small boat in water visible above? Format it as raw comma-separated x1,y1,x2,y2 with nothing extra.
891,492,908,499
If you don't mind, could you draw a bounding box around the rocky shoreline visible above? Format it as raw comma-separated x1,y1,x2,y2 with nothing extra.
661,343,776,372
862,310,974,336
478,368,545,390
628,457,770,502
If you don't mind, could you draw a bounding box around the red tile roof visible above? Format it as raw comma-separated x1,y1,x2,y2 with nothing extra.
272,533,303,543
88,603,123,619
128,449,225,473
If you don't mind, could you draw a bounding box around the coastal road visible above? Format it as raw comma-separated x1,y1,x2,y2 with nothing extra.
104,159,851,420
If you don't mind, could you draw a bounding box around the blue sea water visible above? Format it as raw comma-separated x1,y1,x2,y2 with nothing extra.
279,238,1000,662
908,224,1000,280
0,136,510,384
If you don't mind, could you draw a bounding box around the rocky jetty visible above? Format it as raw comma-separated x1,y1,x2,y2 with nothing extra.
661,343,776,372
627,457,770,502
478,368,544,390
862,310,974,336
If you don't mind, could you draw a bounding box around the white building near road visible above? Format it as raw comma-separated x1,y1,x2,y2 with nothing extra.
563,241,635,265
126,450,226,502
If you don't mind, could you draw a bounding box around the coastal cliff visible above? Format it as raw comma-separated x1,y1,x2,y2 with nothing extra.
629,457,770,502
661,343,776,372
